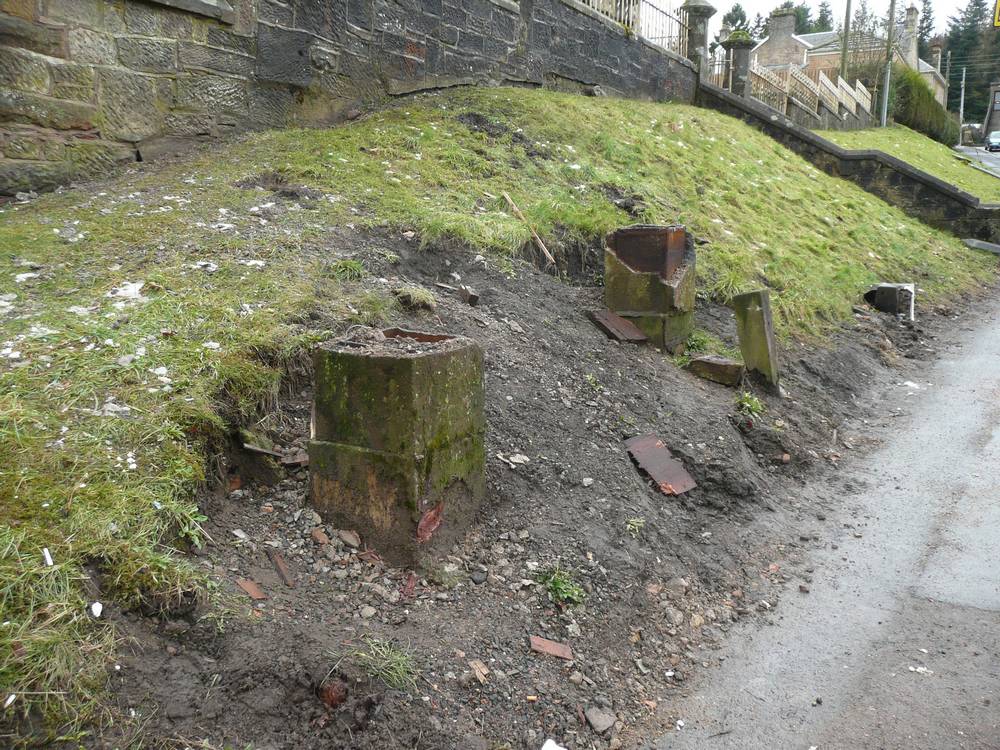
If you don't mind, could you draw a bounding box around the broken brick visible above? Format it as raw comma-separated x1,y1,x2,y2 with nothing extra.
625,434,696,495
236,578,267,600
529,635,574,660
587,309,649,344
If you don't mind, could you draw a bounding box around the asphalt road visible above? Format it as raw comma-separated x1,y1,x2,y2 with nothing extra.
651,304,1000,750
957,146,1000,180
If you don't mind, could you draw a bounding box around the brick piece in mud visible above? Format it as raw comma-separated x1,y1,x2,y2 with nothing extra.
732,289,780,388
686,354,744,386
309,328,485,568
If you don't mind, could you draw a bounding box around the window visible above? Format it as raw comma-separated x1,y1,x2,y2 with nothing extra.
149,0,235,24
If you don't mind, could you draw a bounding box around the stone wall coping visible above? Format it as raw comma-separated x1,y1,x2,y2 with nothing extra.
149,0,235,24
486,0,521,15
639,36,698,71
700,81,984,209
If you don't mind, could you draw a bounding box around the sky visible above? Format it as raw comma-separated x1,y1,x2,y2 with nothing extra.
706,0,960,40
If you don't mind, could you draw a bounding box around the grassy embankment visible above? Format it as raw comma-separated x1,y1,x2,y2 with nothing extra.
1,86,994,743
820,123,1000,203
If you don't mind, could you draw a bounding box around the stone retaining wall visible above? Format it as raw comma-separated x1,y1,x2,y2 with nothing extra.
0,0,697,195
698,82,1000,243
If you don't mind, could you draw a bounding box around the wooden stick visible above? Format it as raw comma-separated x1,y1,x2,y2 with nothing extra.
502,191,556,269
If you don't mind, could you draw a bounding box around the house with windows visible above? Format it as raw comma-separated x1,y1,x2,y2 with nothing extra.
750,6,947,106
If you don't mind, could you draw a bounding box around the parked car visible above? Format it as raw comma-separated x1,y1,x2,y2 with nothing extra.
986,132,1000,152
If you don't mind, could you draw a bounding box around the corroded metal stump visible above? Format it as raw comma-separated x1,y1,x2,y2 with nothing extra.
309,328,485,567
604,224,695,351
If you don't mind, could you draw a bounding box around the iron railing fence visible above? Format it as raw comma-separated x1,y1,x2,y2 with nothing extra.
578,0,689,59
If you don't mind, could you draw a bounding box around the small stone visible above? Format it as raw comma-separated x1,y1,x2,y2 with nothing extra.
584,706,616,735
338,529,361,548
582,477,594,487
470,569,488,585
359,605,376,619
568,671,585,685
689,613,705,629
310,528,330,545
665,577,689,597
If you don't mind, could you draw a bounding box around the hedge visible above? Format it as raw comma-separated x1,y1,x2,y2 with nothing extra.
890,66,959,145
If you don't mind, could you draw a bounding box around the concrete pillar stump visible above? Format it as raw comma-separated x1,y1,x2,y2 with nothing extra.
309,328,485,567
681,0,717,81
732,290,780,388
604,225,695,351
721,36,754,96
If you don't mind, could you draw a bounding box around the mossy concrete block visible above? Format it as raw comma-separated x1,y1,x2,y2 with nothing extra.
732,289,780,387
619,311,693,352
309,329,485,567
604,224,696,315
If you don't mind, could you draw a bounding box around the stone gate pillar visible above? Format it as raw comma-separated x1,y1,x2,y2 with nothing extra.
681,0,716,81
721,35,754,97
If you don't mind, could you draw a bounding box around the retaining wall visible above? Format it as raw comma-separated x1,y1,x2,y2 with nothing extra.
0,0,697,195
698,82,1000,243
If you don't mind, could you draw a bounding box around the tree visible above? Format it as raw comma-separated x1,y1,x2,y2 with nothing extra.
917,0,935,59
722,3,750,31
945,0,992,118
815,1,834,32
750,12,767,39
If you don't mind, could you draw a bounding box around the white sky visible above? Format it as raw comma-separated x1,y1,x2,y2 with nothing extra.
707,0,958,39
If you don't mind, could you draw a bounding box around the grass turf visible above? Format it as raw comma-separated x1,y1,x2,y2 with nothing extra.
819,123,1000,203
0,85,994,743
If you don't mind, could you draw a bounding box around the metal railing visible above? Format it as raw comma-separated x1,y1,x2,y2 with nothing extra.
578,0,640,28
636,0,688,58
577,0,689,58
708,48,730,89
749,61,787,114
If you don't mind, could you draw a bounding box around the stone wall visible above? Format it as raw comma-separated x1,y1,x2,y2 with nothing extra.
698,82,1000,243
0,0,697,195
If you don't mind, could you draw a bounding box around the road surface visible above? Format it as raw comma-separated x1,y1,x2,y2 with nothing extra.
652,303,1000,750
957,146,1000,181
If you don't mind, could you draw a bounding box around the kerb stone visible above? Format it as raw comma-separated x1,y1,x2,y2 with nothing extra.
732,289,779,387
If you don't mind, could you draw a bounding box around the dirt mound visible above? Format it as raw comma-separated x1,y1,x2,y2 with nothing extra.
99,230,939,750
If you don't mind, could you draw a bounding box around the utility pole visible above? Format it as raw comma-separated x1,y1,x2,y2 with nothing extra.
840,0,852,80
957,67,966,146
880,0,897,127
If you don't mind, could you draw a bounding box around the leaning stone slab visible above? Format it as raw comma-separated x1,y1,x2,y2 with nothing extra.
309,328,485,568
732,290,780,388
963,238,1000,255
685,354,744,386
863,283,915,321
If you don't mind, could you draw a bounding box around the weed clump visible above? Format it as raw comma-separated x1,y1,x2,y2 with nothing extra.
344,636,418,692
538,566,586,605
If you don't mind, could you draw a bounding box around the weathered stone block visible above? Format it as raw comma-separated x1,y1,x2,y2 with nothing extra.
1,0,38,21
686,354,744,386
44,0,101,25
68,28,116,65
256,24,313,87
309,329,485,567
174,73,248,112
0,157,69,194
0,46,51,94
50,63,95,101
179,41,253,76
98,69,167,141
118,37,178,73
0,88,96,129
732,289,780,388
2,131,64,160
0,14,67,56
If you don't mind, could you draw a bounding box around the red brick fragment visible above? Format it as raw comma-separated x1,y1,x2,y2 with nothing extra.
529,635,574,660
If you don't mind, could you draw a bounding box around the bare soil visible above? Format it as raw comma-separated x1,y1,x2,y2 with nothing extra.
95,229,954,750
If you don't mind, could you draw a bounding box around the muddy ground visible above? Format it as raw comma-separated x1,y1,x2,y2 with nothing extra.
94,226,957,750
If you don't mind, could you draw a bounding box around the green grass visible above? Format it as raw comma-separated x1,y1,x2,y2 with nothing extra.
0,85,994,743
819,124,1000,203
736,391,765,417
341,636,418,692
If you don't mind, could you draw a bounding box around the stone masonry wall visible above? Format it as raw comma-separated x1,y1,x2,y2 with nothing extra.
698,82,1000,244
0,0,697,195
